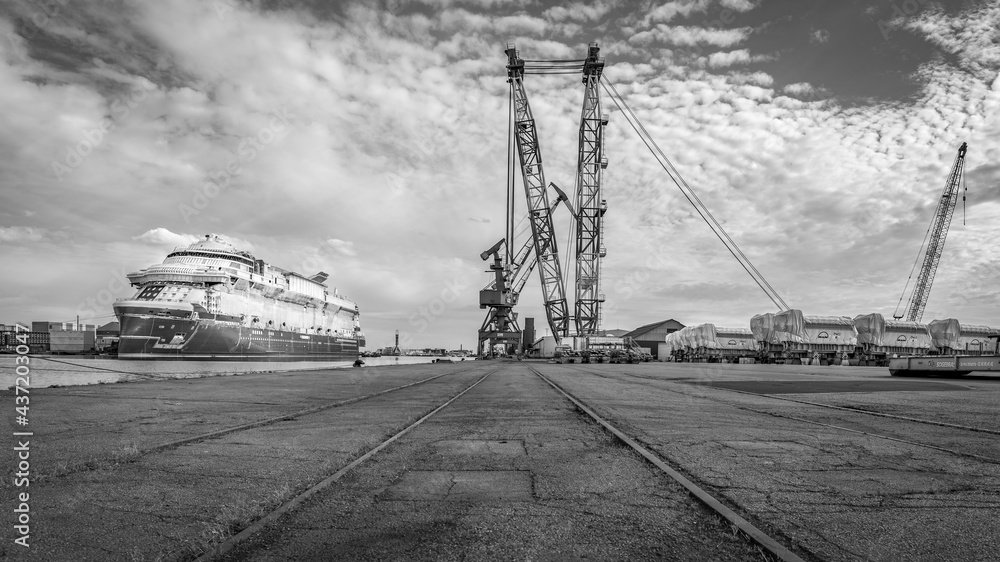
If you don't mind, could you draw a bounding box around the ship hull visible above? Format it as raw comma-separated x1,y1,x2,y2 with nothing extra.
116,310,360,361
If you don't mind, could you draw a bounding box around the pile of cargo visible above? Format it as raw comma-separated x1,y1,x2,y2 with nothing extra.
743,310,999,366
750,310,857,364
664,323,755,363
666,308,1000,366
854,313,931,365
927,320,1000,355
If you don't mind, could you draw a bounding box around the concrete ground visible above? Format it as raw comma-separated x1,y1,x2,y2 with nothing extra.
540,362,1000,562
2,360,997,560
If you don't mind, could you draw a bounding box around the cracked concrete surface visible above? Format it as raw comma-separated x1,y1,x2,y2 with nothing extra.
219,365,774,561
4,360,994,560
542,362,1000,562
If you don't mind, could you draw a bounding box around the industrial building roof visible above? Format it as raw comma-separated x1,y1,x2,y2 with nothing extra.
622,319,685,340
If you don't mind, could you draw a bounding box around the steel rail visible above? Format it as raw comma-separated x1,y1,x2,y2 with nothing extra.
192,368,496,561
40,367,475,479
565,366,1000,464
528,365,807,562
712,384,1000,436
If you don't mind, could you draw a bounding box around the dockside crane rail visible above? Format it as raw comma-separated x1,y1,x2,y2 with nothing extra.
599,77,791,312
893,142,969,322
505,43,572,343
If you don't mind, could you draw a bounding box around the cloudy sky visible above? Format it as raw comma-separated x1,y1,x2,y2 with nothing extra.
1,0,998,349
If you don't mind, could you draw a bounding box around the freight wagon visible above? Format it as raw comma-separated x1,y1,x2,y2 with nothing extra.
664,324,755,363
927,319,1000,355
853,313,931,366
751,310,858,365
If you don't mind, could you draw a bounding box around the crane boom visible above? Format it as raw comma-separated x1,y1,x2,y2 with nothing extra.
899,142,968,322
483,183,571,303
505,43,570,342
574,42,607,336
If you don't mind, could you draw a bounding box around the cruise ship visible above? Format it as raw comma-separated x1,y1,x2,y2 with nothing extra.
114,234,365,360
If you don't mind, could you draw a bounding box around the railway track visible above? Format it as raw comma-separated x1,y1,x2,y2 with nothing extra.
525,364,805,562
555,364,1000,465
532,363,1000,561
34,366,479,480
184,362,803,562
193,368,497,561
27,361,994,561
15,363,499,561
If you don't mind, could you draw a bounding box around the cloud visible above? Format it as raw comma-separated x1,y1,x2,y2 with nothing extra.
544,2,614,23
630,25,752,48
325,238,357,257
719,0,758,12
0,226,45,242
132,228,200,247
707,48,751,67
783,82,815,96
640,0,713,25
810,28,829,44
1,0,999,347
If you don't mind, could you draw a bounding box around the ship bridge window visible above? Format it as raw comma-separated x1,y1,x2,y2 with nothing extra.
136,286,165,301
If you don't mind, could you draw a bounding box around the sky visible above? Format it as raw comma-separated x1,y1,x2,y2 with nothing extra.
0,0,998,350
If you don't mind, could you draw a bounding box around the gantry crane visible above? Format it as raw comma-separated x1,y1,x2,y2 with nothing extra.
477,184,573,356
573,42,608,336
477,239,522,356
895,142,968,322
505,44,570,343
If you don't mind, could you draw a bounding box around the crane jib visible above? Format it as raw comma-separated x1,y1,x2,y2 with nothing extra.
897,142,968,323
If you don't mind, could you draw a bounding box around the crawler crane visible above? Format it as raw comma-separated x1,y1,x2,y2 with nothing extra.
894,142,968,322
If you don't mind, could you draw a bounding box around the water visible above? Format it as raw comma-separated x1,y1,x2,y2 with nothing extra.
0,355,461,388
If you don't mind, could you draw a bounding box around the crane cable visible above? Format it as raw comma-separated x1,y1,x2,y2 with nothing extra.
506,82,514,265
892,204,937,320
600,76,790,311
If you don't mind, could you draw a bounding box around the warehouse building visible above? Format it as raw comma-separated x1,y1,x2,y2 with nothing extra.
621,319,685,360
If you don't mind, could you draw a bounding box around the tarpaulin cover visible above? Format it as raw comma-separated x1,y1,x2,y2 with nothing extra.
882,320,931,350
750,313,777,344
960,324,1000,337
667,327,682,352
772,309,806,343
665,327,694,353
664,330,680,353
679,325,696,350
928,318,962,351
853,313,886,346
714,327,755,350
667,324,754,352
957,324,1000,352
801,316,858,346
696,323,719,349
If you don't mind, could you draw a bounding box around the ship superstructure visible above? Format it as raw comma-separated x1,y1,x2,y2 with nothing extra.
114,234,364,359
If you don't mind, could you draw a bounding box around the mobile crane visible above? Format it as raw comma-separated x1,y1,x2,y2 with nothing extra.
894,142,968,322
